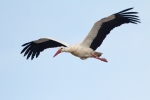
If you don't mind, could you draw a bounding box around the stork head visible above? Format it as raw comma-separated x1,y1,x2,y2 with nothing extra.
53,46,66,57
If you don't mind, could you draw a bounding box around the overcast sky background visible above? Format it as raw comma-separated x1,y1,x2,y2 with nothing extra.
0,0,150,100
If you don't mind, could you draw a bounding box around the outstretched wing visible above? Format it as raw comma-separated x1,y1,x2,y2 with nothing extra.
21,37,69,60
82,7,140,50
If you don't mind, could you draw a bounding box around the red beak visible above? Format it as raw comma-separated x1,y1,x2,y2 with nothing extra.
53,50,61,57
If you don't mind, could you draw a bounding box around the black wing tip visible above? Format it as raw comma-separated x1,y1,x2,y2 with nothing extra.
124,7,134,11
21,46,41,60
21,41,37,60
26,57,32,60
129,19,141,24
22,42,30,46
24,54,37,60
118,7,134,14
25,54,35,60
21,45,42,60
116,7,141,24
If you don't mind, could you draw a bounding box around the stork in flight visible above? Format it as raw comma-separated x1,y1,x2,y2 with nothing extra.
21,7,140,62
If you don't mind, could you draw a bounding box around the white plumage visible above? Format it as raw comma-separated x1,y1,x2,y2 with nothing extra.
21,7,140,62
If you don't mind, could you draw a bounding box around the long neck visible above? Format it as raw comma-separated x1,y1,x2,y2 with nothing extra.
63,45,78,53
62,47,71,53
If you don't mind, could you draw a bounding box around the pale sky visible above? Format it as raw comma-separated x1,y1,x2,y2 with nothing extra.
0,0,150,100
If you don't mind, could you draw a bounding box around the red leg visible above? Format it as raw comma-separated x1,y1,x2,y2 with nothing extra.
92,54,108,62
97,57,108,62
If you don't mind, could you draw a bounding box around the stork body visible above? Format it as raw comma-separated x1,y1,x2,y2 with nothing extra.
20,8,140,62
57,44,105,61
63,44,94,59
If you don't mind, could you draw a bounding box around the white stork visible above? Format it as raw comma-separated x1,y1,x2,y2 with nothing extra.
21,7,140,62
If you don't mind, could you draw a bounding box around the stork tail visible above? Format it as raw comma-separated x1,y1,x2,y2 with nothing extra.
94,52,102,57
